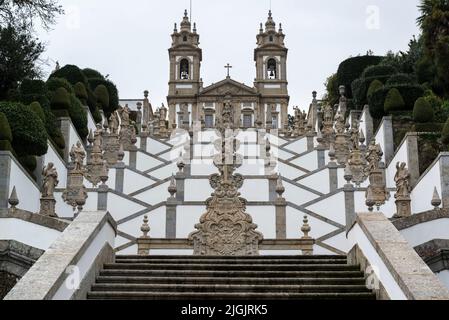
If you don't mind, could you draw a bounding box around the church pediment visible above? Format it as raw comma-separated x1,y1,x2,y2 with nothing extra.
200,78,257,96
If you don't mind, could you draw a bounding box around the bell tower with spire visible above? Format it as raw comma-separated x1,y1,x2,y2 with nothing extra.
167,10,202,129
254,11,289,131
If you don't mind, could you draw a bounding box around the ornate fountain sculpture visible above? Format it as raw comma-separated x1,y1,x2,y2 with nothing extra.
189,101,263,256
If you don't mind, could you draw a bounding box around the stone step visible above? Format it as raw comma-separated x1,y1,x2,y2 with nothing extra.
116,255,347,260
87,291,376,300
91,283,371,294
96,276,366,286
99,269,365,278
103,263,360,272
113,258,348,265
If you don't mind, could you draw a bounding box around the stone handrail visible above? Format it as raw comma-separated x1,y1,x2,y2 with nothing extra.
5,211,116,300
347,212,449,300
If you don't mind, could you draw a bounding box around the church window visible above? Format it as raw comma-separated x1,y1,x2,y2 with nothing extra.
267,58,277,80
269,35,274,42
243,114,252,128
180,59,189,80
205,115,214,128
183,35,187,42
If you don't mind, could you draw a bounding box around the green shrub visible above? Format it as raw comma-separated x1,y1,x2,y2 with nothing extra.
413,97,434,123
386,73,417,86
74,82,88,105
42,104,65,150
20,79,47,96
94,84,109,110
46,77,74,95
51,87,71,111
367,80,384,98
337,55,383,98
83,68,104,80
0,112,13,142
0,102,48,156
384,88,405,113
49,64,88,87
69,94,88,139
413,123,443,133
29,101,45,121
18,155,37,174
362,65,397,78
351,75,391,108
442,118,449,144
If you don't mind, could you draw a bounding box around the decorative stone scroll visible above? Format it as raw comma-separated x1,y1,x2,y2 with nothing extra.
189,101,263,256
39,163,58,217
62,143,88,210
393,162,412,218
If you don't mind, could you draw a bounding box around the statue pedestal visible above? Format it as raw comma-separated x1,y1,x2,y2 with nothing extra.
394,197,412,218
39,197,57,217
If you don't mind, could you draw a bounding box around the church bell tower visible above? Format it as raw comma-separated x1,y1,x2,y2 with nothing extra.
167,10,202,129
254,11,289,131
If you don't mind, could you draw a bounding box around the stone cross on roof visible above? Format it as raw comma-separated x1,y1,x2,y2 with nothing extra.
224,63,232,78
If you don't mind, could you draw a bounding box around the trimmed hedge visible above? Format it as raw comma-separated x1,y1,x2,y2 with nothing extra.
386,73,417,86
94,84,109,110
50,87,71,112
74,82,88,105
18,155,37,176
0,102,48,157
0,111,13,142
29,101,45,121
384,88,405,113
368,84,425,119
88,78,119,115
351,75,391,108
337,55,383,98
20,79,47,96
413,97,434,123
47,77,74,94
367,80,383,98
49,65,88,87
413,123,443,133
362,65,397,78
87,88,102,123
69,94,88,139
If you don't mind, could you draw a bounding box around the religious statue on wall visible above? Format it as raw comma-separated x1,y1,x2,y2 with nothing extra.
393,162,412,218
109,112,119,135
69,141,86,172
42,163,58,198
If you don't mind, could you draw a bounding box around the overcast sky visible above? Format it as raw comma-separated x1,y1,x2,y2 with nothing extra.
37,0,421,111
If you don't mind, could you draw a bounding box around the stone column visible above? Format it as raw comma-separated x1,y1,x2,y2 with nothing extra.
0,151,12,209
439,153,449,209
383,116,394,165
275,176,287,239
362,105,374,144
268,175,278,202
306,133,315,151
57,117,72,162
175,167,186,202
344,180,355,233
129,149,137,170
97,184,108,211
316,145,326,169
140,131,148,152
405,133,420,187
115,162,125,193
328,161,338,192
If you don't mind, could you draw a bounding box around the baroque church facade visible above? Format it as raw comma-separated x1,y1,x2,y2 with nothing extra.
167,10,289,132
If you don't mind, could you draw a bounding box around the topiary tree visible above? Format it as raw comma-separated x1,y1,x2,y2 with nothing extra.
362,65,397,78
50,87,71,116
367,80,383,98
0,111,13,151
384,88,406,113
83,68,104,80
69,94,88,139
46,77,74,94
386,73,417,86
413,97,434,123
29,101,45,121
94,84,109,110
0,102,47,156
49,64,88,87
89,78,118,115
74,82,88,105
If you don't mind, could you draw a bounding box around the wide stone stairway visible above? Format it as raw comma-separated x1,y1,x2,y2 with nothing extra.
87,255,376,300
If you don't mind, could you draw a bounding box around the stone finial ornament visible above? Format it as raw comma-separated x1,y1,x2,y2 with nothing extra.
141,215,150,238
168,175,177,198
276,175,285,199
432,187,442,210
8,186,19,210
301,216,311,239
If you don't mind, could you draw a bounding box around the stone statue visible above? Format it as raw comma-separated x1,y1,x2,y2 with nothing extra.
109,112,119,135
42,163,58,198
395,162,411,198
323,104,333,123
350,120,361,150
334,111,345,134
121,105,130,126
366,140,383,173
222,102,233,128
69,141,85,171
